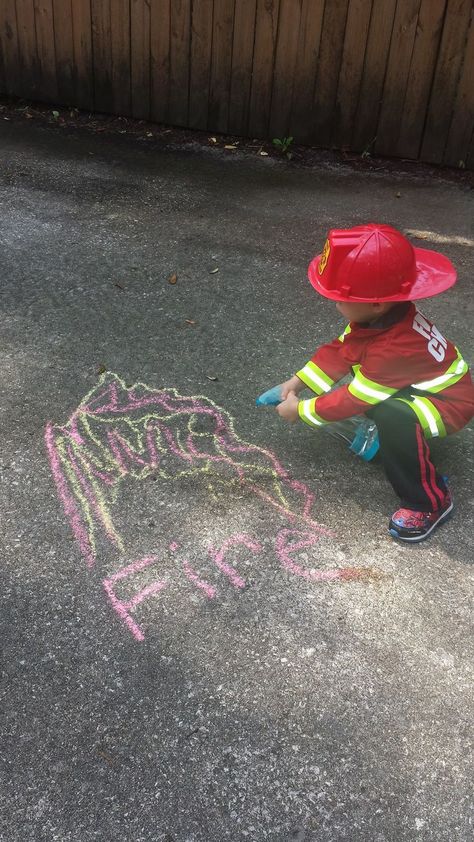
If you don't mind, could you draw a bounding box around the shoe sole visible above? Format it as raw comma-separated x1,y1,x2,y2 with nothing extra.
388,502,454,543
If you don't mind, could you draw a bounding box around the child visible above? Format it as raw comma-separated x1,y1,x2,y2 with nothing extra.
275,223,474,542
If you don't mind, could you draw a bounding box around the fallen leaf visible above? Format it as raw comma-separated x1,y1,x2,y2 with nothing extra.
209,137,217,143
114,282,125,290
395,192,401,198
185,727,201,739
97,364,107,375
209,268,219,274
260,151,269,156
168,272,178,284
206,375,218,381
96,749,115,766
185,319,196,325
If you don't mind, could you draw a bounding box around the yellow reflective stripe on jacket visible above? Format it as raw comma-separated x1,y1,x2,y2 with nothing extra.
348,371,398,405
395,396,447,438
298,398,327,428
338,324,351,343
296,360,334,394
411,348,469,394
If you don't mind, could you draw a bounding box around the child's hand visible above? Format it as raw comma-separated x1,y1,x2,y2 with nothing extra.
276,390,300,423
280,375,304,400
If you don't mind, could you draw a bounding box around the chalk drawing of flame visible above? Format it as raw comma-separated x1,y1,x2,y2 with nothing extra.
45,372,375,582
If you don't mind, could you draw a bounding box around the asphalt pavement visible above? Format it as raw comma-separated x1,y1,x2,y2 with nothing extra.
1,118,473,841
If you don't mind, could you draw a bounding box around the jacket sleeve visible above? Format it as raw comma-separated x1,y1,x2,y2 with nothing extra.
298,379,391,428
298,347,403,428
296,326,353,396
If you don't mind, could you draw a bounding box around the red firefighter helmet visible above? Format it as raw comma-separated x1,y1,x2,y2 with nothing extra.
308,224,456,302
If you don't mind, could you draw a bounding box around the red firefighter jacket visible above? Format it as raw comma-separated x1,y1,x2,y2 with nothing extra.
296,303,474,438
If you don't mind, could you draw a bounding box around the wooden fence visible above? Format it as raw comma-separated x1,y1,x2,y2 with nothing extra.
1,0,473,168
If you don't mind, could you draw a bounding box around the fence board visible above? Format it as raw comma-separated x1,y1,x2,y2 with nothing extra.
248,0,280,138
33,0,57,102
421,0,473,164
208,0,235,133
188,0,213,129
131,0,151,120
444,10,474,167
375,0,421,156
466,127,474,170
15,0,40,98
268,0,301,139
110,0,131,115
91,0,113,113
332,0,372,149
290,0,325,142
0,10,4,92
0,26,4,93
169,0,190,126
228,0,257,136
396,0,446,159
312,0,350,148
0,0,20,96
150,0,170,123
52,0,74,105
71,0,93,109
351,0,397,153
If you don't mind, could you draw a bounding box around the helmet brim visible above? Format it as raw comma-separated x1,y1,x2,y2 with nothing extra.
308,246,457,302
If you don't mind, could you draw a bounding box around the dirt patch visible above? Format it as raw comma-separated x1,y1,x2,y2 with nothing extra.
1,96,473,187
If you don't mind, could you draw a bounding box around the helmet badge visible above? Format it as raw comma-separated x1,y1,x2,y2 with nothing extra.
318,239,330,275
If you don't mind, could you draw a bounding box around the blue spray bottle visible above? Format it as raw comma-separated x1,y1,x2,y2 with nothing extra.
256,385,379,461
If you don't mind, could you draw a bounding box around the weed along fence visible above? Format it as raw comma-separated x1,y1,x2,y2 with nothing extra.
1,0,474,169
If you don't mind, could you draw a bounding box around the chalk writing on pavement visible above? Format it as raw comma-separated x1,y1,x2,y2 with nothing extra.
46,373,378,640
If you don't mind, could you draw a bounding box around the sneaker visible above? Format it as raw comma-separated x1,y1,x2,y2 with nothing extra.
389,494,453,542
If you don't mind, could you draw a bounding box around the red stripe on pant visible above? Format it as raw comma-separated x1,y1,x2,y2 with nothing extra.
415,426,444,511
422,432,446,507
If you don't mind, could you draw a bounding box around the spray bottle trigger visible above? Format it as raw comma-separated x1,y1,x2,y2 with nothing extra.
349,420,380,461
